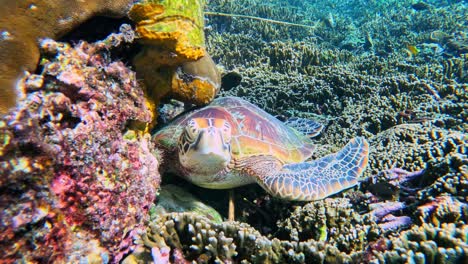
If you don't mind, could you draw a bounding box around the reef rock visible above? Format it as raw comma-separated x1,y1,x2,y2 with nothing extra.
0,0,135,114
0,36,160,263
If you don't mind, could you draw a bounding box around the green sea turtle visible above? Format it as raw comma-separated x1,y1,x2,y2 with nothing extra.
153,97,369,201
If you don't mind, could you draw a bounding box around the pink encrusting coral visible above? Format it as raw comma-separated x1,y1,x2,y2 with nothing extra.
0,36,160,263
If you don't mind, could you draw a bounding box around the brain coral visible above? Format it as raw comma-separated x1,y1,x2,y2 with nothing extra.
0,33,159,263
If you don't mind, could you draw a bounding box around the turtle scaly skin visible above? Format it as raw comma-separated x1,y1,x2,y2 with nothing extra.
153,97,369,201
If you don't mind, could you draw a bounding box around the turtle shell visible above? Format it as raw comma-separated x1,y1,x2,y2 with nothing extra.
154,97,315,163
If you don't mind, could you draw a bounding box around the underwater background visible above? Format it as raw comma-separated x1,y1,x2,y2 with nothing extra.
0,0,466,263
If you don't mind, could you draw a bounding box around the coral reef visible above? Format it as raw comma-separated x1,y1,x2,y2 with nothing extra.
128,0,468,262
0,34,159,262
0,0,135,114
2,0,466,262
206,0,467,193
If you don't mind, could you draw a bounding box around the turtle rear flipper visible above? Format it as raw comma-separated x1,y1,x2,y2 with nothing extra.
248,137,369,201
284,117,324,138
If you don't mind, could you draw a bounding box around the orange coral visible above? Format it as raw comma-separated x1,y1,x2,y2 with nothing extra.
129,0,220,122
129,0,207,64
136,26,206,64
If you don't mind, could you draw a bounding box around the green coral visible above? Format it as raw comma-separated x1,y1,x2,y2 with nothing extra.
133,0,206,49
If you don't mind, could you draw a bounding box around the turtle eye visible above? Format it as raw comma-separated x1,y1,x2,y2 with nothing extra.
184,119,199,142
220,121,232,143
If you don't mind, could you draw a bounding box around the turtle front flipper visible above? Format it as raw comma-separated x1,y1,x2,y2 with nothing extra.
247,137,369,201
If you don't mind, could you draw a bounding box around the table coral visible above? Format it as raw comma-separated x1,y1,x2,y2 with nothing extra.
0,0,135,115
0,34,159,262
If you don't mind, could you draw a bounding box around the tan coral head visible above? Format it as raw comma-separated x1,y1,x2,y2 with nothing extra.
172,54,221,105
0,78,19,114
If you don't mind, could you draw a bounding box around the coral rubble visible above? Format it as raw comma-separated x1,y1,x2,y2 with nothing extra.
0,35,159,262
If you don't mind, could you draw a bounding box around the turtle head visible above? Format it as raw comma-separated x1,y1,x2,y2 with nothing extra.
178,118,232,174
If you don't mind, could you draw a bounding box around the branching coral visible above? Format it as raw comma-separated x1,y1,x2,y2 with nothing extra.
369,223,468,263
125,212,366,263
275,198,381,252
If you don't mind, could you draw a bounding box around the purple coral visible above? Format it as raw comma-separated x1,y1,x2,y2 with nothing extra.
0,37,160,262
369,201,413,232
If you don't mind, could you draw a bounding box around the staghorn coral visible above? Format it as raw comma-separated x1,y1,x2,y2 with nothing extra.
0,35,159,262
0,0,135,115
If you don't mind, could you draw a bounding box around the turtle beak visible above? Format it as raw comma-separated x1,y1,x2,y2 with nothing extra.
179,119,232,174
196,130,230,157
